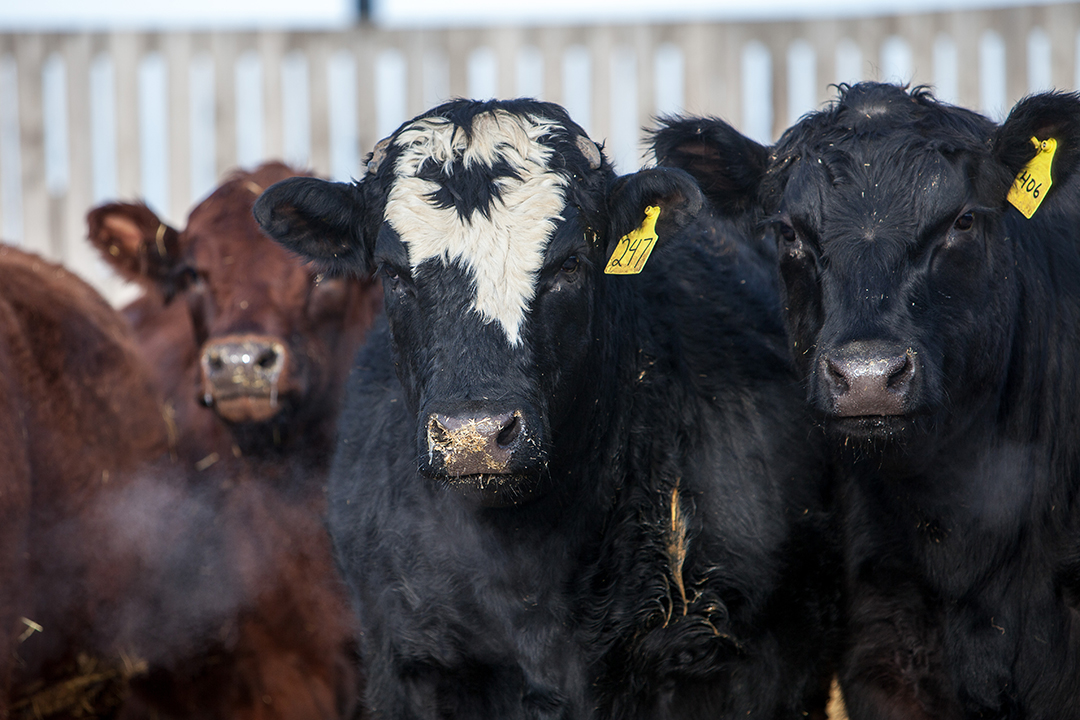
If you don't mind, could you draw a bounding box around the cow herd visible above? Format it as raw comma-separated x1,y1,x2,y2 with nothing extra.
2,81,1079,720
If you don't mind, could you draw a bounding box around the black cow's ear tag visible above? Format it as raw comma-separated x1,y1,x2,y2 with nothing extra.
1008,136,1056,219
605,206,661,275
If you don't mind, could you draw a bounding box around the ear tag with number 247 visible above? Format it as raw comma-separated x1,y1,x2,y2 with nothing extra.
1008,136,1056,219
605,206,661,275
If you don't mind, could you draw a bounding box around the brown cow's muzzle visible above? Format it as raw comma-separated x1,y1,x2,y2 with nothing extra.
200,334,291,424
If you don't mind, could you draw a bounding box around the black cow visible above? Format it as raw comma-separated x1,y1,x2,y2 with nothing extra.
255,98,839,719
652,83,1080,718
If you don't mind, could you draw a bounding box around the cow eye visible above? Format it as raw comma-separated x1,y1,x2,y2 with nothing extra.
954,211,975,231
378,263,412,298
176,265,202,285
777,222,798,245
379,264,401,283
559,256,580,275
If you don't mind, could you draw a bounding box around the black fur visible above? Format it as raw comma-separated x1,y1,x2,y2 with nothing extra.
649,115,769,219
258,98,840,719
653,83,1080,718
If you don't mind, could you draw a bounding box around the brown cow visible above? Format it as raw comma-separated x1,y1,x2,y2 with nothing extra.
0,244,170,718
86,163,381,720
87,161,383,473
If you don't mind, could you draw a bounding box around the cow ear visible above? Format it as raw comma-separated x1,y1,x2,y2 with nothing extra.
87,201,184,294
995,91,1080,203
605,166,704,261
254,177,371,275
650,116,769,215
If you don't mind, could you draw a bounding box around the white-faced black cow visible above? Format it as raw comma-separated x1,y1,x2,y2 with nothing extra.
653,83,1080,717
255,99,840,719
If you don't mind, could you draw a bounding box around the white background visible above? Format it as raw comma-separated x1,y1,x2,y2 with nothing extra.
0,0,1058,30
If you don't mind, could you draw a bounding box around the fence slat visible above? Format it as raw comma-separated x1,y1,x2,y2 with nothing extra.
15,34,47,257
62,34,92,271
166,32,192,223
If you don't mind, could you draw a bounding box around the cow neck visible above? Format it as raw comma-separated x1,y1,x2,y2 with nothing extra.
1002,211,1080,453
214,433,333,503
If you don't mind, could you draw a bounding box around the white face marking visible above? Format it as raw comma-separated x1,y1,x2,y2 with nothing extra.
384,109,570,346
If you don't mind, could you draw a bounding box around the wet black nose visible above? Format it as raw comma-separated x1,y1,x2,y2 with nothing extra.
426,411,526,476
819,343,916,417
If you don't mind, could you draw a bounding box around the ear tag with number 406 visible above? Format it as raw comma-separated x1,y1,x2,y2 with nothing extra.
1008,136,1056,219
605,206,661,275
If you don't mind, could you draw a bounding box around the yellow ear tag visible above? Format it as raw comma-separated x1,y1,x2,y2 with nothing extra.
604,206,661,275
1007,136,1057,219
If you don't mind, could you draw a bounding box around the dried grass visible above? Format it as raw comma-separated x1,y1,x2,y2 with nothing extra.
11,653,147,719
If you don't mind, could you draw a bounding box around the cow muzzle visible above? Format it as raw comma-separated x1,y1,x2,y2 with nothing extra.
427,411,525,475
199,334,291,424
423,409,544,506
818,341,917,418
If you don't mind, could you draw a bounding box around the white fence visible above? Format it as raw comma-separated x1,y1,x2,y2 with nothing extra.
1,3,1079,302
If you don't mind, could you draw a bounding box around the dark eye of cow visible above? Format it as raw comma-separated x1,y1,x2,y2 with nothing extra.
378,263,412,298
777,223,798,245
560,256,580,275
176,265,204,287
377,263,399,283
954,211,975,231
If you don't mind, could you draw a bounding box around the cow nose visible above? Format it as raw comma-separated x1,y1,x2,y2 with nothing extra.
820,344,915,417
426,411,525,476
200,334,289,422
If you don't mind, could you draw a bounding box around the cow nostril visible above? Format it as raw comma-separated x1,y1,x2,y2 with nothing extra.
825,358,850,393
255,347,278,369
887,353,915,390
428,416,450,446
496,413,522,448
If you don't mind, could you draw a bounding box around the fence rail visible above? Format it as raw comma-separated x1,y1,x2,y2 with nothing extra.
1,3,1078,302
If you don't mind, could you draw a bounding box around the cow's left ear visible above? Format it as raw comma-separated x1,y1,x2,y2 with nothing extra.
606,166,704,263
994,91,1080,198
254,177,372,275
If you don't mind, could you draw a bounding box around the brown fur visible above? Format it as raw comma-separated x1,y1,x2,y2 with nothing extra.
0,245,170,718
93,467,362,720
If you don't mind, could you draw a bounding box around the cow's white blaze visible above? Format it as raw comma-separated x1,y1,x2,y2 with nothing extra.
385,110,570,346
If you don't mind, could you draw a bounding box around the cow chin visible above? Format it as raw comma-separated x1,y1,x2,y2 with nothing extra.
825,412,948,465
209,393,289,425
826,414,915,446
440,472,545,508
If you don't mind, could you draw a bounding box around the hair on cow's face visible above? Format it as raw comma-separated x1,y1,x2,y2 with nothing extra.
376,106,595,346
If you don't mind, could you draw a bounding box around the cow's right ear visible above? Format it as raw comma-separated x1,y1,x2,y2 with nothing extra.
254,177,371,275
649,116,769,216
606,166,705,261
87,202,184,294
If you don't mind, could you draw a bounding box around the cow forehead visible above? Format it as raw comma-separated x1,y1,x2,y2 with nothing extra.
384,110,571,346
790,140,965,236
